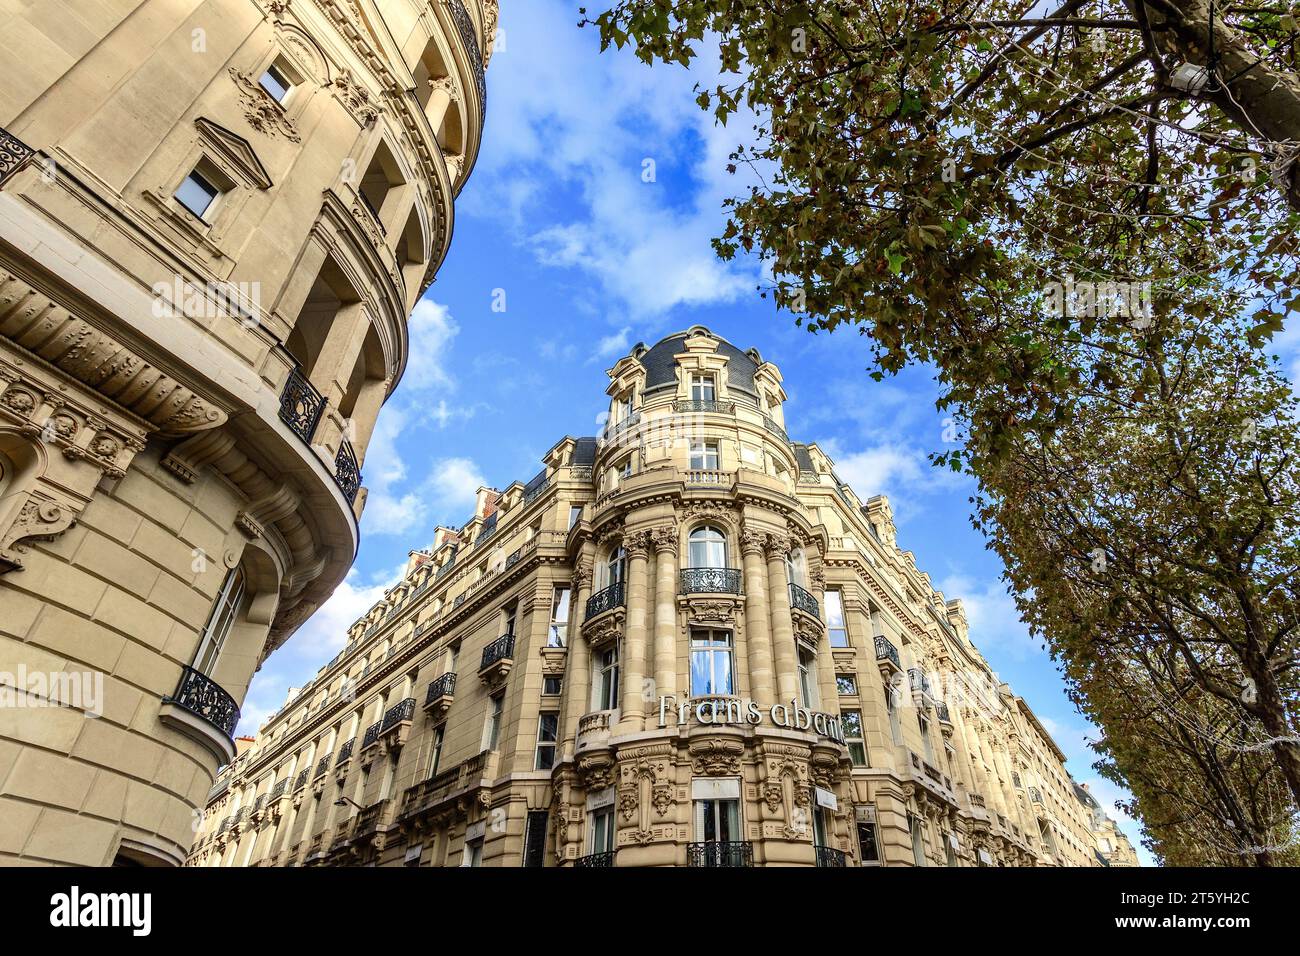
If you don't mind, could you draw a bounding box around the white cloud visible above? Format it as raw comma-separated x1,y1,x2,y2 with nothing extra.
465,0,762,320
427,457,486,516
591,325,632,362
403,299,458,392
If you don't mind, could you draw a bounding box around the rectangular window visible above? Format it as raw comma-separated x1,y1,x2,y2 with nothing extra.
523,810,549,867
482,693,503,751
694,797,742,853
690,373,716,402
569,505,583,529
503,603,517,637
427,725,445,779
886,683,903,745
910,813,927,867
825,589,849,647
689,629,734,697
543,676,562,696
534,712,559,770
194,567,245,675
944,832,958,867
836,674,857,696
918,713,935,763
689,440,720,471
589,806,615,854
258,62,293,103
175,168,221,220
548,587,571,647
464,838,483,867
594,646,619,711
856,808,880,864
798,648,818,709
842,709,868,766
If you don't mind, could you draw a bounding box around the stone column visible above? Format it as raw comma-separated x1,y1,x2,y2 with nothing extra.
309,301,370,408
740,528,775,703
765,534,799,703
349,376,390,464
650,525,679,710
424,75,457,134
618,531,651,732
560,558,593,759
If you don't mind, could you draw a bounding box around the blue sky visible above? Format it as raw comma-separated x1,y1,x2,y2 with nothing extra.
226,1,1300,867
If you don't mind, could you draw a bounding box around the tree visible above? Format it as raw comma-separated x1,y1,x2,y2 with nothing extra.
586,0,1300,859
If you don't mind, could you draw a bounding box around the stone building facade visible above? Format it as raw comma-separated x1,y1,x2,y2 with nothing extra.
0,0,495,866
188,327,1136,868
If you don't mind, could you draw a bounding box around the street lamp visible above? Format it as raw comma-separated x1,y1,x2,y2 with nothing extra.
334,796,363,811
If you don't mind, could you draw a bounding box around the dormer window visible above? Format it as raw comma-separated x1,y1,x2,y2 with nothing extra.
690,373,716,402
612,392,633,422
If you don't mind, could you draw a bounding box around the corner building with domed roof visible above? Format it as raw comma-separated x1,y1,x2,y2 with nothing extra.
188,326,1133,868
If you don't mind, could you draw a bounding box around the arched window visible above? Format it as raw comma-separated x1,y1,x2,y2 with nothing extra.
785,547,806,587
605,545,626,588
688,526,727,569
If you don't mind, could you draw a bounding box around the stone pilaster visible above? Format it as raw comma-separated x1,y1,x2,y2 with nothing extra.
560,558,593,759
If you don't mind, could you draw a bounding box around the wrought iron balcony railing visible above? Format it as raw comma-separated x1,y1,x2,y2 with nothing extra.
762,415,789,443
336,737,355,765
0,126,35,186
278,366,325,445
1030,787,1044,804
426,672,457,705
474,512,499,544
908,668,932,695
334,439,361,504
575,850,616,868
313,756,330,779
673,399,736,415
687,841,754,868
522,474,550,505
362,719,383,750
935,701,952,723
788,582,820,618
270,779,288,800
381,697,416,732
585,582,625,619
815,845,847,868
294,769,310,791
680,567,742,595
449,0,487,121
874,635,901,670
480,635,514,670
166,666,239,739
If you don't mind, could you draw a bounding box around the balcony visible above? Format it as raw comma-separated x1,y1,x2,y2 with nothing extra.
294,769,310,792
278,365,325,446
362,719,383,751
936,701,953,726
270,779,288,801
673,399,736,415
575,850,616,867
448,0,487,121
908,668,934,705
679,567,742,596
575,709,615,754
874,635,902,677
1030,787,1044,805
423,672,457,716
685,468,732,486
815,845,847,868
585,582,625,620
336,737,356,767
788,582,820,619
762,415,789,443
160,666,240,762
0,126,35,186
478,634,515,683
688,841,754,868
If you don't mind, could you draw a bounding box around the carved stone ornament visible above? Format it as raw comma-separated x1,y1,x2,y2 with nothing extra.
577,752,615,792
624,529,651,561
739,527,768,555
333,68,379,127
582,608,623,649
482,0,499,65
683,597,740,626
0,496,75,572
228,67,302,141
0,273,229,436
689,737,744,776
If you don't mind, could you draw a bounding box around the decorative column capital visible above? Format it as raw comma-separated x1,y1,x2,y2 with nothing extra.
763,532,792,560
625,530,652,561
649,524,678,554
739,528,768,556
572,562,593,591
